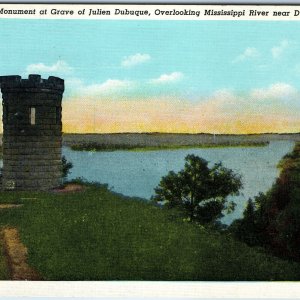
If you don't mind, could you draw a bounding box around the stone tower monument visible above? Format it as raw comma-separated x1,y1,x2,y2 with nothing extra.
0,74,64,190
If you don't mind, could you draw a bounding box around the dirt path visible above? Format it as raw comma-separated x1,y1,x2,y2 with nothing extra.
53,183,85,193
0,204,23,209
2,227,41,280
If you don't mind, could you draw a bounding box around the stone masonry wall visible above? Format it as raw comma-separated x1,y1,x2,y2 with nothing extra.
0,74,64,190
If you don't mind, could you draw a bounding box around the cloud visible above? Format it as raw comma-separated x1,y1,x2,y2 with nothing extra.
203,83,300,121
121,53,151,68
251,82,297,101
232,47,260,63
66,78,134,97
192,83,300,133
26,60,73,75
65,77,84,88
271,40,289,59
83,79,133,95
150,72,184,84
205,83,299,115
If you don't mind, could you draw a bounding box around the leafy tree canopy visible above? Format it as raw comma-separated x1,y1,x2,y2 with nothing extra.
152,154,242,224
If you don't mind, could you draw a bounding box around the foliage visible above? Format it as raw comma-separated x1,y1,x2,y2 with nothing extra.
230,142,300,261
229,194,269,247
62,155,73,180
152,154,242,224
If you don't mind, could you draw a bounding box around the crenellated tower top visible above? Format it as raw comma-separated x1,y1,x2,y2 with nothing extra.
0,74,64,93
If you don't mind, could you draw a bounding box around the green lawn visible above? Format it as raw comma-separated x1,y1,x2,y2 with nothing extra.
0,183,299,280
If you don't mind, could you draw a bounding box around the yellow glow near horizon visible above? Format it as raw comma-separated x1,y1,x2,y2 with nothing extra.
0,96,297,134
61,97,300,134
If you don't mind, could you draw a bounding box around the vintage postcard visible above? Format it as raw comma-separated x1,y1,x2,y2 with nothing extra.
0,2,300,298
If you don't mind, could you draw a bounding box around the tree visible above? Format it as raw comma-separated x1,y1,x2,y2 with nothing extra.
152,154,242,224
62,155,73,181
230,199,259,246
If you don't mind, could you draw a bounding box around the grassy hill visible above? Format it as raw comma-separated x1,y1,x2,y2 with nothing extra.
0,182,299,280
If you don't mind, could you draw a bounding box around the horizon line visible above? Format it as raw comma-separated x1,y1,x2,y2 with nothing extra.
60,132,300,135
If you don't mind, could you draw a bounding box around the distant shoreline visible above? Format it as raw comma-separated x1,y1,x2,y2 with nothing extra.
63,132,300,136
69,142,270,152
62,132,300,152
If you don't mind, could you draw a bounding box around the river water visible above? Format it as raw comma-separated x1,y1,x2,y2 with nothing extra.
63,140,294,224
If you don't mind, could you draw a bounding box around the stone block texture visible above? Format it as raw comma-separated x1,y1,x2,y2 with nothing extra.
0,74,64,190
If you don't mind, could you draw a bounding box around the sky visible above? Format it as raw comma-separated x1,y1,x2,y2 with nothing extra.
1,19,300,133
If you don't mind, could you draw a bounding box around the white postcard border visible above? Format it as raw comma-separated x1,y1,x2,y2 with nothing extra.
0,2,299,298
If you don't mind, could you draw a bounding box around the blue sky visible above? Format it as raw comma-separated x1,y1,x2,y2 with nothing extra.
1,20,300,91
1,19,300,133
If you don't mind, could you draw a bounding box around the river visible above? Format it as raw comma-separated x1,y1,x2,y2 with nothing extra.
63,140,294,224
